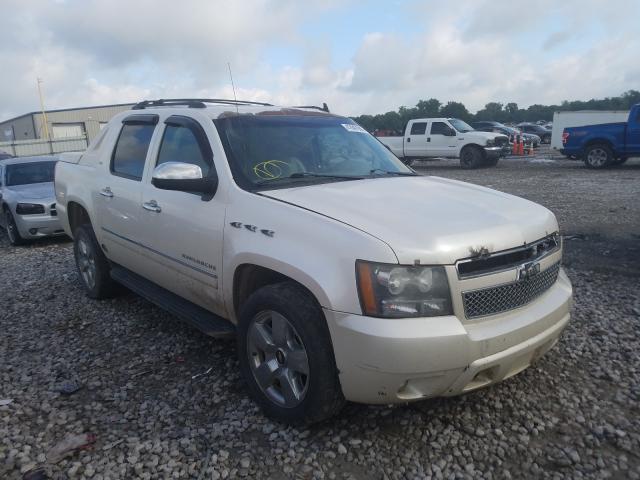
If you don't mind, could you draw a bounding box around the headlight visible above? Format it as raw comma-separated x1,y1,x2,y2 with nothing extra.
356,261,453,318
16,203,45,215
486,139,495,147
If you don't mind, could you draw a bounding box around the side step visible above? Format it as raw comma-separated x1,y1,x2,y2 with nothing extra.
110,266,236,338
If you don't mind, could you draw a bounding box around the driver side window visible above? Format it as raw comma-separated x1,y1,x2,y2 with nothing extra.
156,121,211,177
430,122,451,135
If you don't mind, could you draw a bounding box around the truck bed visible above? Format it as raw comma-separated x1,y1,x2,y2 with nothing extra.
376,136,404,157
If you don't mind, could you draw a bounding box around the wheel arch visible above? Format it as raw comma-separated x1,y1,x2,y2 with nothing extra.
67,200,93,237
462,143,486,155
582,137,617,156
229,259,331,323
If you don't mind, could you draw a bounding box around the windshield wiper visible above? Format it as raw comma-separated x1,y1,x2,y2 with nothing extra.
369,169,418,176
254,172,364,187
288,172,364,180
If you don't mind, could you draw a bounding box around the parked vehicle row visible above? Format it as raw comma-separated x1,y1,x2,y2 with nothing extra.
472,121,541,147
376,118,509,168
516,123,552,144
52,98,573,424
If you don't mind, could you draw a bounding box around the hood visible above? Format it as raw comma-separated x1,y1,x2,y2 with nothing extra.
261,176,558,265
465,131,504,142
6,182,55,200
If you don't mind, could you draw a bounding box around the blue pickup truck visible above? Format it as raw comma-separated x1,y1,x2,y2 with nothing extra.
561,103,640,169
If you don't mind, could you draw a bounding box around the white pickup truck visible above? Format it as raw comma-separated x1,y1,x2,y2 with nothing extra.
377,118,509,168
55,99,572,424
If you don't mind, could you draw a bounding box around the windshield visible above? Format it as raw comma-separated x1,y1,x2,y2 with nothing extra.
214,115,413,190
6,161,56,186
449,119,474,133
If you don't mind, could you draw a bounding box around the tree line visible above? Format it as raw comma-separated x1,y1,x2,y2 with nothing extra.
352,90,640,133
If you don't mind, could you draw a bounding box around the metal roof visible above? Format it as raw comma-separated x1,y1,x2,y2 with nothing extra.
0,103,136,125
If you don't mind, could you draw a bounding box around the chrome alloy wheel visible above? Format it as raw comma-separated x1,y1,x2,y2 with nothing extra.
586,147,609,167
76,237,97,289
247,310,310,408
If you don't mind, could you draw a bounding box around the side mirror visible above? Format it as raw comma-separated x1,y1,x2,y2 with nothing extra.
151,162,217,195
446,127,457,136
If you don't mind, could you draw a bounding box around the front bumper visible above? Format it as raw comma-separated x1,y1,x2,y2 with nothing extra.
324,268,572,404
14,213,65,239
484,146,503,159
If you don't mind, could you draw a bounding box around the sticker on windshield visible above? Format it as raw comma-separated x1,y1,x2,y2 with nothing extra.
253,160,289,180
341,124,367,133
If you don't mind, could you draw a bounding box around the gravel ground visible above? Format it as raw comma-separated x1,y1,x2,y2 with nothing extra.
1,151,639,479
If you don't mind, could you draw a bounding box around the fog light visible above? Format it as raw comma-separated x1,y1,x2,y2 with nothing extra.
29,228,38,235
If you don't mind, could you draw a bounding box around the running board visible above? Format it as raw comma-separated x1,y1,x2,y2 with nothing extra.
110,266,235,338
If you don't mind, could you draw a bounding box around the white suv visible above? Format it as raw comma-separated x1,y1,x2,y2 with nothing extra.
55,99,573,424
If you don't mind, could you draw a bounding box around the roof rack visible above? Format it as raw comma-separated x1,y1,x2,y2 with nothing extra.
292,103,330,113
132,98,274,110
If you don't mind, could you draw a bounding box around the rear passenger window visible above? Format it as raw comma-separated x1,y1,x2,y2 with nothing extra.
156,124,211,176
410,123,427,135
111,124,155,180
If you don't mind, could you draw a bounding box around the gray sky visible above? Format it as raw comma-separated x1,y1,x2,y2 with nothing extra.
1,0,638,120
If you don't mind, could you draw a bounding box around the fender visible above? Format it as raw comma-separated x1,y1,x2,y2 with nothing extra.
224,253,333,323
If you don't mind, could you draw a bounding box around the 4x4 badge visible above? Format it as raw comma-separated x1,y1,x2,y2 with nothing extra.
517,262,541,281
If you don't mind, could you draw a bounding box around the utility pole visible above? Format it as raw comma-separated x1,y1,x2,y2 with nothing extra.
36,77,51,141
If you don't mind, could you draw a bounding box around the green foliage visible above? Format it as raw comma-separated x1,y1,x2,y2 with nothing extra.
353,90,640,132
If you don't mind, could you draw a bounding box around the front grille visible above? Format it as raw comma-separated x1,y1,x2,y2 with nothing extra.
457,233,560,279
494,136,509,147
50,203,57,217
462,262,560,319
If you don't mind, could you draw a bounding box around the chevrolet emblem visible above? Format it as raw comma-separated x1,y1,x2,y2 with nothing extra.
517,262,540,281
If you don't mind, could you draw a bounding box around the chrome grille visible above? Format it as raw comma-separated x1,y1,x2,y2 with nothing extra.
457,233,560,279
494,135,509,147
462,262,560,319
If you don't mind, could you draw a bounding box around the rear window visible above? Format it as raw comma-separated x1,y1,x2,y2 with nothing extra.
111,124,155,180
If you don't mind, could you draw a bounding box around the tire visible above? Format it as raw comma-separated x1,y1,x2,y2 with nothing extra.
73,224,118,299
238,282,345,424
583,144,614,169
460,146,484,169
4,209,25,246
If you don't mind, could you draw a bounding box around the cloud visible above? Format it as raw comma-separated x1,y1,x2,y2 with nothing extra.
0,0,638,121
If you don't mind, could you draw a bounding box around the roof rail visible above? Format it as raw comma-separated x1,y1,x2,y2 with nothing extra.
292,103,330,113
132,98,274,110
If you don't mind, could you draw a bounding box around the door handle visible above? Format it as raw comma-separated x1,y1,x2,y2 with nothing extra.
142,200,161,213
427,137,431,142
407,137,411,143
100,187,113,198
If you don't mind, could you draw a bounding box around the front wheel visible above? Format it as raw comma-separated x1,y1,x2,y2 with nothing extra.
4,210,25,246
238,282,345,424
583,144,613,169
73,224,118,299
460,146,483,169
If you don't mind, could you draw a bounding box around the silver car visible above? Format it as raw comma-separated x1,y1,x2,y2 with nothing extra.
0,156,64,245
